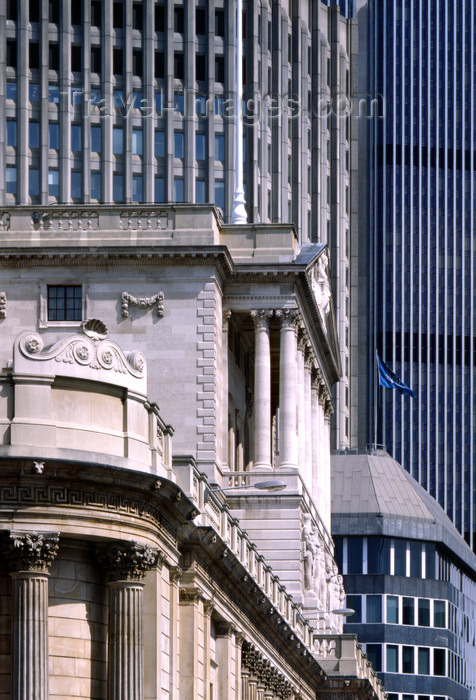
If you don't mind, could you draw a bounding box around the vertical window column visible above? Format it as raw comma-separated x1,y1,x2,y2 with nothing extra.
98,542,159,700
102,1,114,202
4,531,60,700
250,310,274,470
277,309,299,468
143,0,155,203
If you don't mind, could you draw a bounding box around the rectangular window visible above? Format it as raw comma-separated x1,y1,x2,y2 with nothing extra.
113,2,123,28
7,0,17,20
113,174,123,202
366,595,382,623
196,133,206,161
30,84,40,102
155,51,165,79
6,166,17,195
132,175,143,203
49,124,59,150
394,540,407,576
155,5,165,31
174,6,184,33
29,42,39,69
215,9,224,37
174,177,184,203
418,647,430,675
71,45,82,72
113,128,123,155
196,8,206,34
71,0,82,25
48,170,59,197
215,55,225,83
71,172,82,199
29,122,40,149
71,125,82,152
433,648,446,676
345,595,362,623
49,43,59,71
91,125,101,153
155,176,165,203
7,40,17,68
434,600,446,628
196,179,206,203
91,1,101,27
402,597,415,625
174,92,184,114
174,132,184,159
418,599,430,627
410,542,422,577
133,49,142,77
386,645,398,673
48,286,82,321
132,129,143,156
91,46,101,73
215,134,225,162
196,54,206,81
7,82,17,100
214,181,225,209
132,2,142,29
366,645,381,673
49,0,59,22
28,0,38,19
6,121,17,147
174,53,184,79
29,169,40,197
402,646,414,674
386,596,399,624
155,131,165,158
347,537,363,574
91,172,101,200
113,48,123,75
48,85,59,103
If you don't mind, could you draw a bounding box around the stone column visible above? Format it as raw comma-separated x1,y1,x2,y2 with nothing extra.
221,310,232,470
4,531,59,700
276,309,298,468
215,622,234,699
296,331,306,472
97,541,159,700
250,310,273,469
310,369,320,504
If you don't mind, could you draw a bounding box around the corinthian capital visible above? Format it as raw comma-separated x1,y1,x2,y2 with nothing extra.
250,309,273,330
4,532,60,574
97,541,160,582
275,308,299,330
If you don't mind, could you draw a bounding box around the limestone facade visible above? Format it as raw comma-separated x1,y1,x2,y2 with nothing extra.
0,204,384,699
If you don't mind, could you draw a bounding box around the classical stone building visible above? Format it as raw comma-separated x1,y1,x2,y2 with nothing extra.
0,205,384,700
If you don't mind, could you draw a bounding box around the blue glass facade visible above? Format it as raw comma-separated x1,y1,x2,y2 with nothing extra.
365,1,476,549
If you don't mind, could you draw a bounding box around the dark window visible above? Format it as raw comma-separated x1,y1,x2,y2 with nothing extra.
425,543,436,579
386,646,398,673
367,537,390,574
418,599,430,626
91,125,101,153
418,647,430,675
132,2,142,29
133,49,142,77
29,0,39,22
366,645,381,672
49,0,59,23
402,646,414,674
434,600,446,627
402,597,414,625
6,120,17,147
91,46,101,73
366,595,382,623
410,542,422,577
196,7,206,34
49,43,59,70
7,0,17,21
113,48,123,75
71,0,82,25
174,53,184,79
29,42,39,70
7,40,17,68
394,539,406,575
433,648,446,676
215,9,224,37
215,56,225,83
196,54,206,81
174,6,184,33
91,1,101,27
48,286,82,321
71,45,82,72
155,4,165,31
386,596,399,623
113,2,123,28
155,52,165,79
347,537,363,574
345,595,361,623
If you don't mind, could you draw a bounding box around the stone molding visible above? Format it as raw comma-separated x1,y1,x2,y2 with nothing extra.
242,641,295,699
121,291,165,319
4,531,59,573
97,541,160,582
0,292,6,319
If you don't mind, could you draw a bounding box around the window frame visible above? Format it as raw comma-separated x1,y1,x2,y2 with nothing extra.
39,281,88,329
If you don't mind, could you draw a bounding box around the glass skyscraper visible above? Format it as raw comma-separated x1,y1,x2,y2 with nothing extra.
357,1,475,549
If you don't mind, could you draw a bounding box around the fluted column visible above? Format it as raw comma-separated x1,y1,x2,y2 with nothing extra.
4,531,59,700
277,309,298,468
251,309,273,469
97,541,159,700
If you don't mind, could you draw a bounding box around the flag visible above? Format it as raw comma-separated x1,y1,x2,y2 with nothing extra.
377,352,415,398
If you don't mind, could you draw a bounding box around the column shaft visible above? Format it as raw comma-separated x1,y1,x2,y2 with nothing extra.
297,340,306,471
304,357,313,487
107,582,145,700
251,310,273,469
278,310,298,468
311,378,320,504
12,572,49,700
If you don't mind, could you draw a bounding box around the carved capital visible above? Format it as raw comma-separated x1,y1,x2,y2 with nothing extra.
4,531,59,574
0,292,6,320
97,541,160,582
222,308,232,332
121,291,165,319
250,309,273,331
179,587,202,604
275,308,298,331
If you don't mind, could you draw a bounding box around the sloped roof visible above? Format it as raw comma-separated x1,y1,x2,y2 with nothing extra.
331,453,476,572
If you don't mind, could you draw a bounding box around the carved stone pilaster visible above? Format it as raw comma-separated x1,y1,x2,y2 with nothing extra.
4,531,59,573
96,541,160,582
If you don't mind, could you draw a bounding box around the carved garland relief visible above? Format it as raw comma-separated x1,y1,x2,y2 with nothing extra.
121,291,165,319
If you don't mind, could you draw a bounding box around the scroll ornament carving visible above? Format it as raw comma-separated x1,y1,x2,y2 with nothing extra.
17,324,145,378
96,541,160,582
4,532,60,573
121,291,164,319
0,292,6,319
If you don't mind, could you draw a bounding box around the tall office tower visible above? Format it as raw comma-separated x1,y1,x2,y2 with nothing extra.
356,1,476,549
0,0,356,450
